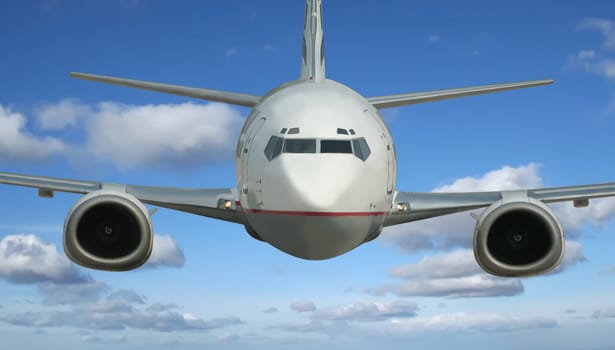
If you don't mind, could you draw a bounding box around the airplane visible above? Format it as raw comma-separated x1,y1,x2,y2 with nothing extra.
1,0,614,277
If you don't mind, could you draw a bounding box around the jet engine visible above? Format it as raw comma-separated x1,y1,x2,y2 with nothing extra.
63,189,153,271
473,195,564,277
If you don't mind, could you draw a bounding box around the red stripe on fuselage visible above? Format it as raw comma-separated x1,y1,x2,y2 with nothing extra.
244,209,388,217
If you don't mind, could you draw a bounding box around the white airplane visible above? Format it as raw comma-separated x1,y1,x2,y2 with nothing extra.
1,0,614,277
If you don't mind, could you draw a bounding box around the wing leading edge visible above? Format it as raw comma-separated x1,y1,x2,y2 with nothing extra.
0,172,243,224
385,182,615,227
70,72,261,108
367,79,553,110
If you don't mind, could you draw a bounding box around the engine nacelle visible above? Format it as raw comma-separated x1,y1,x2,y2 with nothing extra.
63,189,153,271
473,195,564,277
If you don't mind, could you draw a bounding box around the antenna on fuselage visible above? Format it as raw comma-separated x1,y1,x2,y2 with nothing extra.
300,0,326,82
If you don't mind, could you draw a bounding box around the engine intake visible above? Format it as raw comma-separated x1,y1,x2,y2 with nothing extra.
63,190,153,271
474,196,564,277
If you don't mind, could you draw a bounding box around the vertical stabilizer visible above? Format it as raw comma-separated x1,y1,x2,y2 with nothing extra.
300,0,326,81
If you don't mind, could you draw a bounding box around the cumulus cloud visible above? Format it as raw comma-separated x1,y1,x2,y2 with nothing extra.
0,234,89,285
368,250,523,298
85,101,243,169
35,98,91,130
370,239,586,299
0,105,65,161
383,164,615,253
0,234,241,333
3,293,243,332
1,100,244,169
144,234,185,268
312,300,418,322
389,312,557,333
290,300,317,313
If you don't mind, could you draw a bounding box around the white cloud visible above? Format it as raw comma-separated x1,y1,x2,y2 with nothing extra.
389,249,481,280
290,300,317,313
0,105,65,161
0,234,88,285
579,18,615,49
570,19,615,81
369,238,587,299
35,98,90,130
312,300,418,322
369,249,524,299
144,234,185,268
575,49,597,60
85,101,243,169
3,301,243,332
389,312,557,333
433,163,543,192
428,34,439,43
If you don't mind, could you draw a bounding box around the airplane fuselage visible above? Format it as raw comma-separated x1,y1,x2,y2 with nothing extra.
236,79,396,259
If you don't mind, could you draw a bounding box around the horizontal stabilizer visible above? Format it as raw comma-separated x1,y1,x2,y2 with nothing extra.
367,79,553,109
70,72,261,107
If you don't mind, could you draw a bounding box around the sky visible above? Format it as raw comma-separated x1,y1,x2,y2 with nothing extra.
1,0,615,349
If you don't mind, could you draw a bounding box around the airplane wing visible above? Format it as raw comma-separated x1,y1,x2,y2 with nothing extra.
367,79,553,109
70,72,261,107
0,172,243,224
384,183,615,227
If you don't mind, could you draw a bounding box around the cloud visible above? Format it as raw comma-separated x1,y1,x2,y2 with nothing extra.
369,239,586,299
591,308,615,319
0,234,241,333
569,19,615,81
368,249,523,298
85,101,243,169
3,296,243,332
35,98,91,130
263,307,278,314
144,234,185,268
1,100,244,169
428,34,439,43
389,312,557,333
0,105,65,161
382,164,615,253
290,300,317,313
579,18,615,49
0,234,89,285
312,300,418,322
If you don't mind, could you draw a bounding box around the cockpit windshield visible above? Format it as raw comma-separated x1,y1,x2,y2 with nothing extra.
264,136,370,161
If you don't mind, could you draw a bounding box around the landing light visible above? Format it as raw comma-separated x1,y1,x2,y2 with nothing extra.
217,199,233,210
397,202,409,212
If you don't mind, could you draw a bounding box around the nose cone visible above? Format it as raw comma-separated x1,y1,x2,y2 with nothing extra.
280,156,359,210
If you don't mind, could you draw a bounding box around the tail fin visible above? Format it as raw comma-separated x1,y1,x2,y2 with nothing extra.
300,0,326,81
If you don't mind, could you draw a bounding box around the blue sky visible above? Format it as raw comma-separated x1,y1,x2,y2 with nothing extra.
1,0,615,349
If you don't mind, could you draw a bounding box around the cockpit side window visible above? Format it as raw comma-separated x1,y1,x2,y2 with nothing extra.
264,136,284,160
284,139,316,153
352,137,371,161
321,140,352,153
